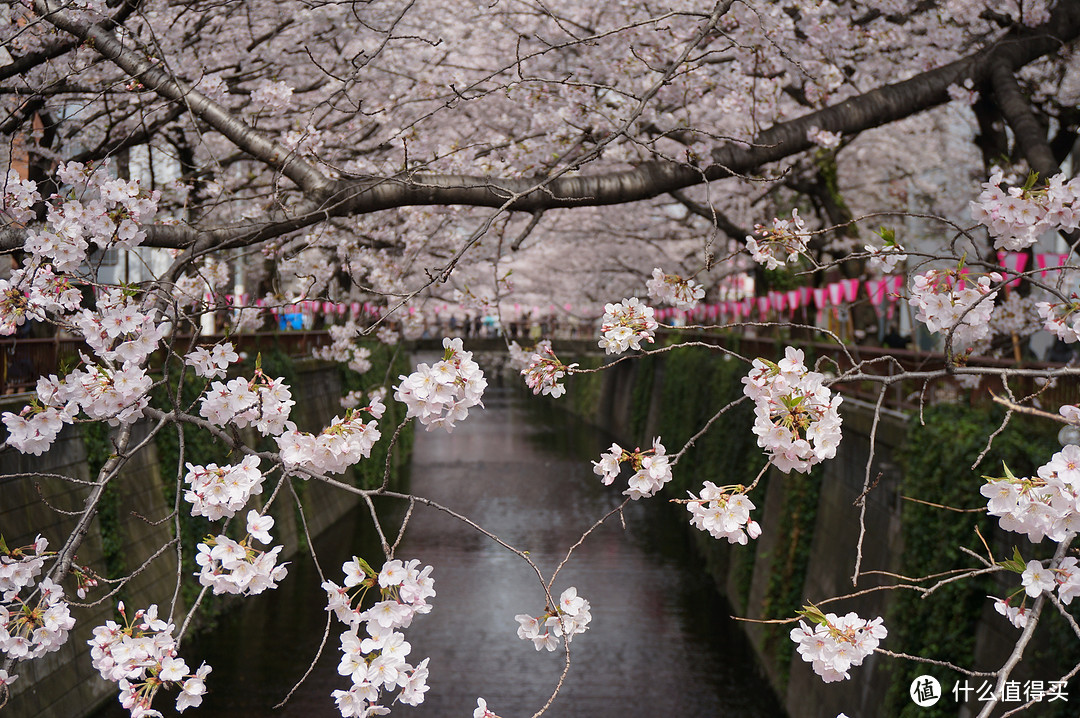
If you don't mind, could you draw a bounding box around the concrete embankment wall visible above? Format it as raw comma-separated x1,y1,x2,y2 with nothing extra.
567,347,1069,718
0,361,372,718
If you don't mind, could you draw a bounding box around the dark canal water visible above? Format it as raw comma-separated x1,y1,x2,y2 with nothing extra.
94,388,783,717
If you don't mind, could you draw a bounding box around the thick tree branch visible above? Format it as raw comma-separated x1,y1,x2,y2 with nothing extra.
31,0,332,197
6,0,1080,255
669,189,751,239
0,0,141,82
990,60,1059,177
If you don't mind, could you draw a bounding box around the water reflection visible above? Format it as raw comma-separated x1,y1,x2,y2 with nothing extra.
93,389,782,718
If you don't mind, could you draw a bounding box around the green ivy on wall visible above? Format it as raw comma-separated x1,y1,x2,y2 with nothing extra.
886,403,1072,717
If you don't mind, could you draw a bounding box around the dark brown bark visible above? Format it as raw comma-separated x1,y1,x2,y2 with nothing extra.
9,0,1080,254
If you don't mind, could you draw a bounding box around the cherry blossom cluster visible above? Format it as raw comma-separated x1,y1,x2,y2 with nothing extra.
73,289,169,369
645,267,704,310
789,608,886,683
1020,557,1080,604
321,557,435,716
742,347,843,474
1035,296,1080,343
908,268,1000,352
970,171,1080,251
2,393,77,456
992,596,1030,629
515,587,592,652
598,297,657,354
990,293,1041,338
1,551,75,662
1,169,40,224
276,399,384,476
685,481,762,545
592,438,673,499
990,550,1080,630
185,342,240,380
195,512,287,596
514,340,576,398
21,161,159,273
0,261,82,336
199,368,295,436
314,321,374,374
183,455,265,520
4,361,153,455
745,209,809,270
864,227,906,274
981,447,1080,543
394,337,487,431
806,126,842,149
89,603,211,715
2,534,97,602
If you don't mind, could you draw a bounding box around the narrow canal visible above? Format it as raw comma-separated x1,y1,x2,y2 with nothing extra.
94,388,783,717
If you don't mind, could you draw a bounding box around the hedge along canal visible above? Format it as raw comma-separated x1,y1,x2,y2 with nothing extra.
91,385,783,718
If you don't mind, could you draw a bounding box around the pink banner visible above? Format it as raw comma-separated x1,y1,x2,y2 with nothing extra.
842,278,860,302
786,289,800,314
827,282,843,305
757,296,771,317
1036,253,1069,278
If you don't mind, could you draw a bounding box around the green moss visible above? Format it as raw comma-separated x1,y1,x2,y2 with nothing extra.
85,421,127,585
886,404,1065,717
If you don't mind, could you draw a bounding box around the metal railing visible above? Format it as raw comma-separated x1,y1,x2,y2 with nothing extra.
0,331,334,395
1,329,1074,415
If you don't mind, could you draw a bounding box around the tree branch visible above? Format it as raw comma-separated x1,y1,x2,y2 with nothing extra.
31,0,332,197
990,60,1059,177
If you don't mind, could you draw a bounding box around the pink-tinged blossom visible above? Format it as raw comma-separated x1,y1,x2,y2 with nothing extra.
515,340,576,398
743,347,843,474
646,268,704,310
592,438,672,499
970,171,1080,251
790,610,885,683
1035,297,1080,343
88,604,210,716
515,587,591,652
806,126,842,149
686,482,761,545
598,297,657,354
908,268,999,352
183,455,264,520
195,534,287,596
395,337,486,431
1021,559,1056,597
992,597,1029,629
324,558,434,716
746,209,809,270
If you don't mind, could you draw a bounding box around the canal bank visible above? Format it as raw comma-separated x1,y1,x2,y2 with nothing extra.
87,387,784,718
1,351,410,718
560,344,1074,718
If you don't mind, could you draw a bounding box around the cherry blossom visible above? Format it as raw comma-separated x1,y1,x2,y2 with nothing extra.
970,171,1080,251
645,268,705,310
592,438,673,499
515,587,592,652
516,340,577,398
686,482,762,545
88,603,211,716
322,557,434,717
394,338,487,431
598,298,658,355
789,608,886,683
909,268,1001,353
745,210,810,271
742,348,843,474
